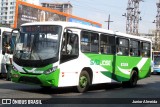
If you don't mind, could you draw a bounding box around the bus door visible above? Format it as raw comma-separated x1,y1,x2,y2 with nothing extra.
100,34,116,82
115,37,130,82
0,31,10,74
1,31,16,73
59,28,80,86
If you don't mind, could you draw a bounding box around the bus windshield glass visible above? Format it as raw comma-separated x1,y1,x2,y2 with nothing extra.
14,25,62,61
154,54,160,65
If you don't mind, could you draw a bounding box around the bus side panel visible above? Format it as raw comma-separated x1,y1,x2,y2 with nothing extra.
83,53,117,84
58,58,81,87
115,56,151,82
138,58,151,79
58,53,118,87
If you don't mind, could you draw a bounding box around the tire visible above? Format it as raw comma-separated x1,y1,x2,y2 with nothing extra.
77,70,90,93
41,86,52,89
122,70,138,88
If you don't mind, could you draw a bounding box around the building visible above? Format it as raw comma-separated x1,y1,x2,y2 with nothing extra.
14,1,101,28
0,0,16,25
0,0,39,26
21,0,39,5
41,2,73,14
140,29,156,48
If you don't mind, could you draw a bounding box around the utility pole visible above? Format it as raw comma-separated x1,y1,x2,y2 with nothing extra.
123,0,143,35
105,14,113,30
154,0,160,50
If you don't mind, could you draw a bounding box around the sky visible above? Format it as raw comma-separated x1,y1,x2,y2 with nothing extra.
39,0,157,34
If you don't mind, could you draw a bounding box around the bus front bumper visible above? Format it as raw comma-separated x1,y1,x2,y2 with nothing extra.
11,69,60,87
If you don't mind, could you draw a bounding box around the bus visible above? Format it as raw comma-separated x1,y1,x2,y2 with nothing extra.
152,51,160,74
11,21,152,93
0,27,17,80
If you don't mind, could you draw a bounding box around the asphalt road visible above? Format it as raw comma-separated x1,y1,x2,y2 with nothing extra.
0,74,160,107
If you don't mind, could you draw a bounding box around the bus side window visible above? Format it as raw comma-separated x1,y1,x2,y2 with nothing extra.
81,31,99,53
130,40,140,56
141,42,150,57
116,37,129,56
61,33,73,55
70,34,79,55
100,34,115,54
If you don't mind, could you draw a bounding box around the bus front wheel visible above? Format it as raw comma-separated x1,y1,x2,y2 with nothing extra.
77,70,90,93
122,70,138,88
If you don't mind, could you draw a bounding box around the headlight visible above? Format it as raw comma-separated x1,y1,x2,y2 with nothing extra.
44,66,58,75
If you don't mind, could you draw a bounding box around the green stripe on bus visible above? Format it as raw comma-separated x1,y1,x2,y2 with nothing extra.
84,53,151,81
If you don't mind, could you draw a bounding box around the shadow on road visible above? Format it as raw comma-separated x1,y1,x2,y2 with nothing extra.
0,80,145,95
1,75,160,95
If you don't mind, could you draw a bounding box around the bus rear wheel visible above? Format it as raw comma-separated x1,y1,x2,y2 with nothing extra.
77,70,90,93
122,70,138,88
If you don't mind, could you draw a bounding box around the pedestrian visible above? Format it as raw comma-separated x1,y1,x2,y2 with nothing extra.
117,47,122,55
4,43,12,81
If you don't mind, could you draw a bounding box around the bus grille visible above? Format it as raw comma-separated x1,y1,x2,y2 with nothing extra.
19,76,41,84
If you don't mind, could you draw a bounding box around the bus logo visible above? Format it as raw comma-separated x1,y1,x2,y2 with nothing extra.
90,59,111,66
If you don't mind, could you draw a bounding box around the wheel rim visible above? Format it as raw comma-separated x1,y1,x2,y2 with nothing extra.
80,76,88,88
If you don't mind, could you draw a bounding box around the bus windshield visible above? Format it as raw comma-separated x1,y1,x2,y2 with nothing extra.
154,56,160,65
14,25,62,61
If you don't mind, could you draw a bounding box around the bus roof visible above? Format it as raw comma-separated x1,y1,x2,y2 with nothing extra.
21,21,151,42
115,31,151,42
21,21,114,34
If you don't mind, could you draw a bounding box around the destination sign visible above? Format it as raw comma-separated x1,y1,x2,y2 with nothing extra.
21,25,61,33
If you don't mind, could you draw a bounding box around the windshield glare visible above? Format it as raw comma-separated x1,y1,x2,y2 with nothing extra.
14,25,62,61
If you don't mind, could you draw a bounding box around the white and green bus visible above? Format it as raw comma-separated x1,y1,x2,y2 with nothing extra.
11,21,152,92
0,27,17,80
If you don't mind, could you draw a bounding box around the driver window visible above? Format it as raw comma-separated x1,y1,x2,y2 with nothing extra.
60,30,79,63
61,33,72,54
